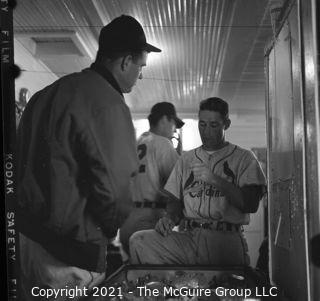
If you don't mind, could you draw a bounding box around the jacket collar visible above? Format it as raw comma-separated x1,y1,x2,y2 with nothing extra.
90,62,123,97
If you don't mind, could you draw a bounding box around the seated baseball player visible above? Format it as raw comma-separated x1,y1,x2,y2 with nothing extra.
129,97,266,266
119,102,184,255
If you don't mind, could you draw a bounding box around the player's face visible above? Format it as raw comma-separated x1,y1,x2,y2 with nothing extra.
198,110,228,150
121,51,148,93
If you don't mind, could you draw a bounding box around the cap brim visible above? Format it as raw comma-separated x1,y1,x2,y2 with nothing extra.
174,116,184,129
144,43,161,52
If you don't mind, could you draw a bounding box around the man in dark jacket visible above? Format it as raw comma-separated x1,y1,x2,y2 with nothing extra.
17,15,161,300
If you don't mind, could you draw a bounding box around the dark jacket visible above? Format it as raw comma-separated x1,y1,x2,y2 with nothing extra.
17,65,139,272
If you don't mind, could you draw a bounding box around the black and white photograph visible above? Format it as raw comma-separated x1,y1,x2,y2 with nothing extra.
1,0,319,300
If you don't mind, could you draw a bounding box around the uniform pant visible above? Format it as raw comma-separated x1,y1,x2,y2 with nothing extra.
129,228,250,266
19,234,105,301
119,207,165,255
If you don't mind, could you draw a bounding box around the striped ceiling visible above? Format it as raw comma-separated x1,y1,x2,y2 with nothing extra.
14,0,274,117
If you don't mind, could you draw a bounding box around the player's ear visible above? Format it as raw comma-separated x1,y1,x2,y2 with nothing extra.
159,115,168,124
120,55,132,71
224,118,231,130
156,115,165,129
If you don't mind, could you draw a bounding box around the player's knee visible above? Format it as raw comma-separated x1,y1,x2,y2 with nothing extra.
129,230,145,249
129,230,156,249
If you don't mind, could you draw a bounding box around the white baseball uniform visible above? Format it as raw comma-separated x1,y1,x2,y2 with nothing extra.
120,131,179,253
130,142,266,265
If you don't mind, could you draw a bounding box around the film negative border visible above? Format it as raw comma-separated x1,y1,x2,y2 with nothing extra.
1,0,20,300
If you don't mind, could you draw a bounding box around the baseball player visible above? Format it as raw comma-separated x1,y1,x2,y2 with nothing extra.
130,97,266,266
120,102,184,255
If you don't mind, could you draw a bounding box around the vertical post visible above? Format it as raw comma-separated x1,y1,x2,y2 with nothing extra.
1,0,20,300
299,0,320,299
264,51,273,286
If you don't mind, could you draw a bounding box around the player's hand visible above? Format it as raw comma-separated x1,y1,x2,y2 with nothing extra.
192,163,215,184
178,219,192,231
155,216,175,236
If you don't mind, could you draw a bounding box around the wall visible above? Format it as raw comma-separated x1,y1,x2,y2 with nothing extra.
14,38,57,101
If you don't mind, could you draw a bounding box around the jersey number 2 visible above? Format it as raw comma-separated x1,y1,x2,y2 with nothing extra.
137,144,147,173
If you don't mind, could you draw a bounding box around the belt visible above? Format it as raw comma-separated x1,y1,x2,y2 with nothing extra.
134,201,166,209
186,220,242,232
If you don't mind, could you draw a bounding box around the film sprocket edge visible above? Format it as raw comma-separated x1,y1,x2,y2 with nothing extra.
1,1,20,300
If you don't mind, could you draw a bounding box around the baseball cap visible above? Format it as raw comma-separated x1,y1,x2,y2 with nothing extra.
98,15,161,53
149,102,184,129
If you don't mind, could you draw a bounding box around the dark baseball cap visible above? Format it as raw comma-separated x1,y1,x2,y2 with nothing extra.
150,102,184,129
98,15,161,53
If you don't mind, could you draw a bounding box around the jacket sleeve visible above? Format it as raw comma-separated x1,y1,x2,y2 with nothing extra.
76,106,124,239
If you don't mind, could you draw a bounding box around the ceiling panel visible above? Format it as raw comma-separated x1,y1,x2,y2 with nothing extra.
13,0,273,117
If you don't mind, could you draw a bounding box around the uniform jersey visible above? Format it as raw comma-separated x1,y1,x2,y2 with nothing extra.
163,143,266,224
133,131,179,202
